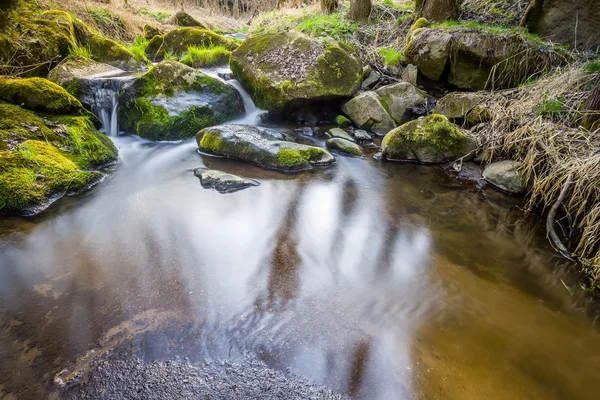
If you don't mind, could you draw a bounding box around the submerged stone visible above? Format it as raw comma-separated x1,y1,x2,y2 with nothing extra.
326,138,363,158
118,61,243,141
230,32,363,114
382,114,476,163
196,124,335,172
194,168,259,194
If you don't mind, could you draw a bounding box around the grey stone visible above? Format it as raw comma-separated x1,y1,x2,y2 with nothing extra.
194,168,259,194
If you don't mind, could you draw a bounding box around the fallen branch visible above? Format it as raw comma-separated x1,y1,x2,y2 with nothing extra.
546,173,575,260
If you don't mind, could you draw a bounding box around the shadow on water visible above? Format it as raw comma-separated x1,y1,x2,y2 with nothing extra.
0,132,600,399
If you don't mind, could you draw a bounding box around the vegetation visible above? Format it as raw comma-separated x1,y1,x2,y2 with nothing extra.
139,7,172,23
378,47,403,66
180,45,231,67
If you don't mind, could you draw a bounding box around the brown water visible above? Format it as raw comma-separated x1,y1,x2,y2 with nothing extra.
1,132,599,399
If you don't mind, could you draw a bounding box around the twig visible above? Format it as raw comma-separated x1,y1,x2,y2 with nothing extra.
546,173,575,260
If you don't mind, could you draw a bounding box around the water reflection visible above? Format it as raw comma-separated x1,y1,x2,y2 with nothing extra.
0,134,599,399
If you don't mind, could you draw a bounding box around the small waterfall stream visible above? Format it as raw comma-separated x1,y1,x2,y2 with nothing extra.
87,73,135,136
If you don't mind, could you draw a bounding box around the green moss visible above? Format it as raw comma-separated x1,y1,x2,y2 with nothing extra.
384,0,415,12
410,17,430,33
88,34,135,66
159,27,238,58
143,24,162,40
276,147,326,169
0,77,83,114
295,13,359,42
335,115,351,126
431,20,548,46
180,45,231,68
145,35,164,61
199,130,224,154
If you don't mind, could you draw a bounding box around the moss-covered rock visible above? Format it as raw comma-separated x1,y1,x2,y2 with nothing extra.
382,114,476,163
341,92,396,135
158,27,237,57
0,77,84,114
143,24,162,40
327,128,355,142
118,61,244,141
196,124,335,172
169,11,206,28
0,102,118,215
145,35,164,61
335,115,351,127
326,138,363,158
434,92,485,120
230,32,363,114
87,34,138,69
404,26,564,90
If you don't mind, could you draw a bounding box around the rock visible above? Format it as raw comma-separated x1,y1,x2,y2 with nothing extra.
118,61,244,141
415,0,460,22
405,27,563,90
289,106,319,124
435,92,484,120
193,168,259,194
402,64,418,86
335,115,351,127
196,125,335,172
143,24,162,40
521,0,600,49
0,102,118,215
328,128,355,142
382,114,476,163
0,77,84,114
352,129,372,141
326,138,363,158
145,35,164,61
341,92,395,135
375,82,427,125
483,160,528,195
361,70,381,90
466,104,492,124
404,28,452,81
158,28,237,58
230,32,363,113
169,11,206,28
86,35,138,70
48,57,124,108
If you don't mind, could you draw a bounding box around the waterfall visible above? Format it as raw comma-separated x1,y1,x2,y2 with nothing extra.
87,73,134,137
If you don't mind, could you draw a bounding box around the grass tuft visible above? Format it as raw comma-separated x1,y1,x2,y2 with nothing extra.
180,45,231,68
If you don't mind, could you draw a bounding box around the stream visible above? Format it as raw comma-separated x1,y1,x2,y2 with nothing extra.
1,69,600,400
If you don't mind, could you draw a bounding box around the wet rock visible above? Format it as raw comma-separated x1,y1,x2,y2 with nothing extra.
435,92,485,120
361,70,381,90
328,128,355,142
196,124,335,172
326,138,363,158
169,11,206,28
382,114,476,163
289,106,320,124
194,168,259,194
352,129,372,141
118,61,244,141
483,160,528,195
335,115,352,127
374,82,427,125
341,91,396,135
294,127,314,136
230,32,363,113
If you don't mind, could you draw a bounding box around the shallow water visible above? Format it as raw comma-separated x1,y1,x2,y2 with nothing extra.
1,131,600,399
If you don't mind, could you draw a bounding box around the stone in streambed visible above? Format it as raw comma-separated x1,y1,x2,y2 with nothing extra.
196,124,335,172
326,138,363,158
341,92,395,135
483,160,528,195
327,128,355,142
352,129,372,141
194,168,259,194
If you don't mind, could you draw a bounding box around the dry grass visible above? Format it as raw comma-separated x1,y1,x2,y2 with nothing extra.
476,65,600,287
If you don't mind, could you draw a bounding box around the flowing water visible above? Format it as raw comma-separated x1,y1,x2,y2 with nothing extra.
1,71,600,399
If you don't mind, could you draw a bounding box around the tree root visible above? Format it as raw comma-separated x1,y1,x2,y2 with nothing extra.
546,173,576,261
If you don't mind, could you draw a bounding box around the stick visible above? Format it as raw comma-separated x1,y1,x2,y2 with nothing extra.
546,173,575,259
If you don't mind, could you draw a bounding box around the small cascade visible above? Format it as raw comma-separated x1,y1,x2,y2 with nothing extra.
87,73,135,136
199,67,266,125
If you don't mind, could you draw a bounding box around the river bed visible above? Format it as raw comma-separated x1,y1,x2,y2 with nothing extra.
1,126,600,399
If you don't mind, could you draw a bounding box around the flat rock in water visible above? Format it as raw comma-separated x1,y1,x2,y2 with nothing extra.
194,168,259,194
483,160,528,195
328,127,355,142
352,129,372,141
326,138,363,158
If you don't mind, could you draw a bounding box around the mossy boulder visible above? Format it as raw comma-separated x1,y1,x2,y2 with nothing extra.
341,92,395,135
196,124,335,172
0,102,118,215
143,24,162,40
405,27,564,90
230,32,363,114
0,77,84,114
145,35,164,61
169,11,206,28
158,27,237,57
382,114,476,163
0,7,79,77
87,34,138,69
118,61,244,141
48,57,124,108
434,92,485,120
326,138,363,158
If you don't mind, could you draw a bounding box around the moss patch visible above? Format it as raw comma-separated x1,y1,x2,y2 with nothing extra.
0,77,83,114
180,45,231,68
158,27,237,58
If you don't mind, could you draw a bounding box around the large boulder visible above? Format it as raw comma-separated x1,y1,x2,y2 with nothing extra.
119,61,244,141
0,100,118,215
382,114,476,163
0,77,84,114
521,0,600,49
230,32,363,113
405,27,563,90
434,92,484,120
196,125,335,172
483,160,528,195
341,83,426,135
158,27,237,58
